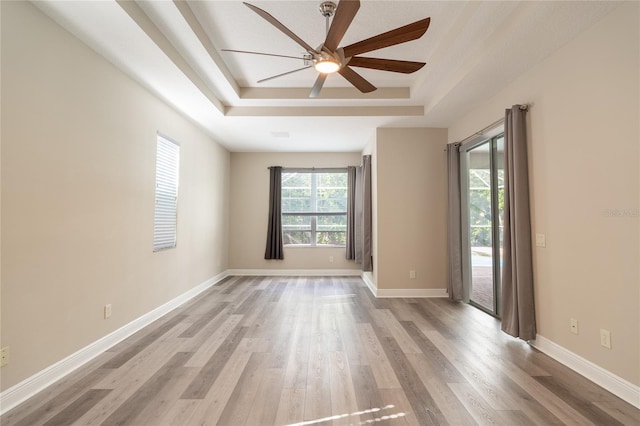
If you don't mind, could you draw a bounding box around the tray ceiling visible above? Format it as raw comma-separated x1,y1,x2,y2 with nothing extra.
33,1,620,151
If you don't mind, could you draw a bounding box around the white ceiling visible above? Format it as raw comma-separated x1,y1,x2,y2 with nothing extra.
33,0,620,152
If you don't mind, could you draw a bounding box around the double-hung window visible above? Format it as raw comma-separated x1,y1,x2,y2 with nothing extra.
281,169,347,246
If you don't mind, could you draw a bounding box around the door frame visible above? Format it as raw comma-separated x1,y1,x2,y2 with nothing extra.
460,131,504,318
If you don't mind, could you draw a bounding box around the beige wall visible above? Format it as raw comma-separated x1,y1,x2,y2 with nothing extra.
229,152,362,270
448,3,639,385
375,128,448,290
1,1,230,390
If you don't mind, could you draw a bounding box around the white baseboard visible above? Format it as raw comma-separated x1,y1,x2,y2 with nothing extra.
531,335,640,408
359,272,446,298
375,288,447,298
0,271,229,415
361,272,377,296
227,269,362,276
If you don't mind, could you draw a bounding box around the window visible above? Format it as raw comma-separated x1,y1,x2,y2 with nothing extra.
281,169,348,246
153,134,180,251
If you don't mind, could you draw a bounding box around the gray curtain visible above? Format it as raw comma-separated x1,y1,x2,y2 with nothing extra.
346,166,357,260
501,105,536,340
361,155,373,271
264,166,284,260
446,143,463,301
354,165,364,264
350,156,373,271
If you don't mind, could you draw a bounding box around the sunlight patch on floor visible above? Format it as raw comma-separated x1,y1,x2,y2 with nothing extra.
287,405,406,425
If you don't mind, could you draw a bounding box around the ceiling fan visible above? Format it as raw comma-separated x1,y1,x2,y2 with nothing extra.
222,0,431,98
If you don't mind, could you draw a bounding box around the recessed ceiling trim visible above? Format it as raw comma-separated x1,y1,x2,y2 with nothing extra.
172,0,241,98
116,0,225,115
240,87,410,100
226,106,424,117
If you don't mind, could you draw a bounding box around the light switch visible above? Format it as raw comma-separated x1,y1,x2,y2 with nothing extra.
536,233,546,248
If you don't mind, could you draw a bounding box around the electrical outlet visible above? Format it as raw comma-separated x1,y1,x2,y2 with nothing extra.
104,304,112,319
570,318,578,334
409,270,416,279
536,233,546,247
600,329,611,349
329,256,334,263
0,347,9,367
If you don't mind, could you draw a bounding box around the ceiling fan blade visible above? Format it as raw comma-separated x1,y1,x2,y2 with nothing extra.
348,57,426,74
338,66,376,93
258,66,312,83
342,17,431,57
323,0,360,52
309,74,328,98
222,49,303,60
243,2,318,55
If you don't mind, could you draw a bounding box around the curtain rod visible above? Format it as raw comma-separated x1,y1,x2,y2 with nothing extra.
447,104,529,149
267,166,347,171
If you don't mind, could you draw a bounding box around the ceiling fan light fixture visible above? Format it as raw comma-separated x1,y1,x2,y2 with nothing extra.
314,58,340,74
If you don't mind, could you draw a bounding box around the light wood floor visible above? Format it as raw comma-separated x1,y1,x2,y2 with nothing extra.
2,276,639,425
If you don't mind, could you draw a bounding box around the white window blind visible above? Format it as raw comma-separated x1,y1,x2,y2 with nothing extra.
153,135,180,251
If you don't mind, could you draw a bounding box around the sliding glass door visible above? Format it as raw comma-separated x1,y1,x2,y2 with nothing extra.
461,135,504,316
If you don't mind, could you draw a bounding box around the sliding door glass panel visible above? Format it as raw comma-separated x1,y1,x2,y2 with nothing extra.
467,142,495,312
495,136,505,305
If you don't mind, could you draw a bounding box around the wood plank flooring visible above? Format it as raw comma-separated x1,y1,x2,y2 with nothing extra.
2,276,639,425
